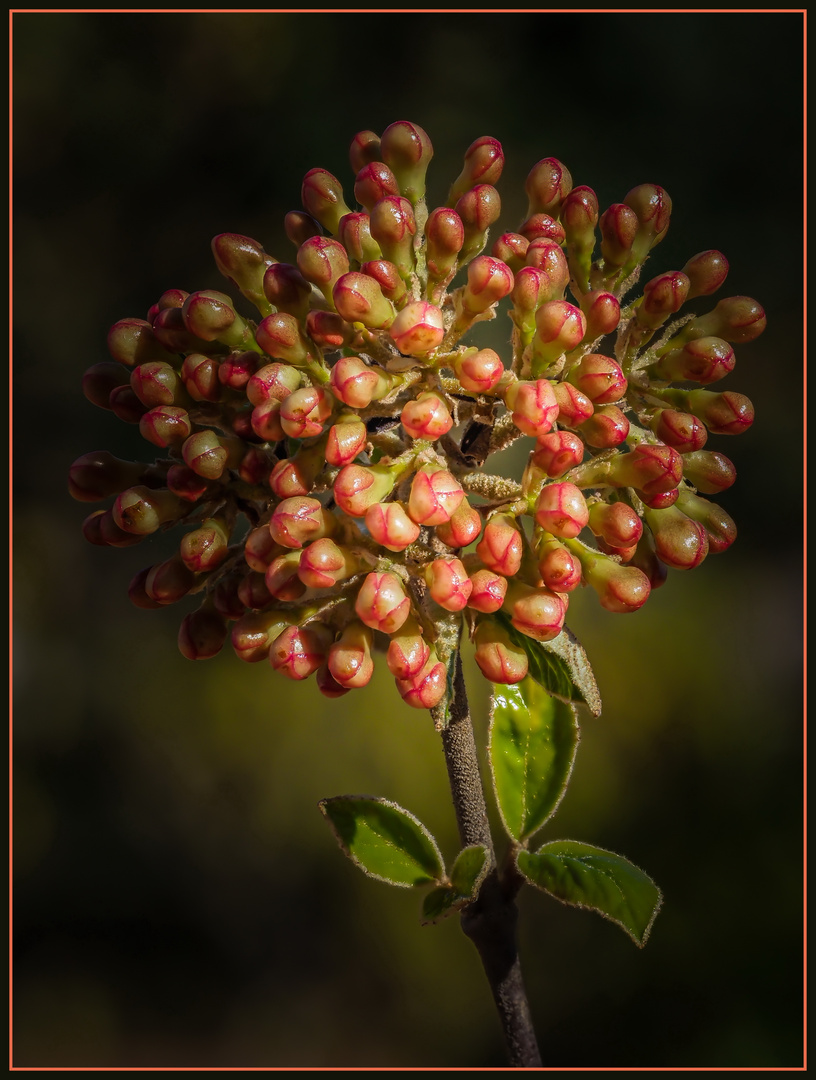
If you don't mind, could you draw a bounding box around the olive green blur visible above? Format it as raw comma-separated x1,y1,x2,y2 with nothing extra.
12,11,803,1068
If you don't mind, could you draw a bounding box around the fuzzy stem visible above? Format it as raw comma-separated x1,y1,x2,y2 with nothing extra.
440,650,542,1068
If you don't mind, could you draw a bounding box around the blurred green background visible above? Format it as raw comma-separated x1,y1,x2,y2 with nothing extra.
12,11,804,1068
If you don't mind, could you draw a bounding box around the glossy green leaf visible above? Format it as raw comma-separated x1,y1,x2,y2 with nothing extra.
517,840,663,946
491,613,602,717
320,796,444,887
489,678,579,843
420,845,489,925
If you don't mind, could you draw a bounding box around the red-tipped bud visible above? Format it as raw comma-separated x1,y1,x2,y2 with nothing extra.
567,353,627,404
256,312,313,365
354,161,400,212
179,353,220,403
284,210,323,248
128,567,164,610
504,378,559,438
332,271,396,329
298,538,360,589
502,580,566,642
401,391,453,440
143,555,196,605
637,271,690,329
211,233,276,312
178,605,229,661
531,301,586,375
262,262,312,318
269,496,335,549
138,405,192,448
606,443,684,497
572,545,652,613
561,186,599,286
459,256,514,319
448,136,504,205
599,203,639,269
166,464,212,503
587,501,643,549
107,317,176,366
250,399,285,442
656,388,754,435
355,571,411,634
182,290,245,346
552,381,595,427
279,386,332,439
329,355,386,408
328,621,375,689
246,362,301,407
395,653,447,710
386,617,430,679
466,568,508,613
425,207,465,281
369,195,417,276
244,526,283,573
182,429,236,480
535,482,589,539
316,663,350,699
522,242,569,302
682,250,729,299
578,404,630,449
389,300,445,356
130,362,183,408
640,488,680,510
492,232,530,274
407,467,464,526
678,296,766,346
150,306,202,354
112,486,184,535
531,431,585,478
306,309,354,350
270,624,331,681
675,490,737,554
476,513,523,577
519,213,566,244
358,259,407,304
435,498,483,549
525,157,573,218
325,415,368,466
231,611,292,663
580,290,621,340
349,130,381,174
425,557,473,611
334,463,399,517
643,504,709,570
83,509,144,547
452,347,505,393
623,183,673,268
455,184,502,262
296,235,350,304
379,120,433,204
338,212,383,265
301,168,353,234
536,533,582,592
473,620,529,685
179,518,230,572
650,336,736,385
681,450,737,494
217,350,260,391
265,550,308,602
364,501,421,551
650,409,708,453
268,455,319,500
68,451,147,503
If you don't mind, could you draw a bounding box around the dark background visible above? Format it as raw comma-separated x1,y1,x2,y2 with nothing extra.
12,11,804,1068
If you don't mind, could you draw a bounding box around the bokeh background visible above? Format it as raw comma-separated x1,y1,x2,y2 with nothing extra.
12,10,804,1068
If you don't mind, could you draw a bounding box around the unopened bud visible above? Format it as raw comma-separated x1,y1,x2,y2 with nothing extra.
473,619,528,684
448,135,504,205
389,300,445,356
681,450,737,493
355,571,411,634
364,500,421,551
525,157,572,218
301,168,353,234
328,621,375,689
534,483,589,539
502,580,566,642
401,391,453,440
269,496,335,549
379,120,433,205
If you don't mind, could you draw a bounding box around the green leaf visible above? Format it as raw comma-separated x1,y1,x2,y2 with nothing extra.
491,613,602,717
517,840,663,946
420,845,490,925
319,796,444,887
489,678,579,843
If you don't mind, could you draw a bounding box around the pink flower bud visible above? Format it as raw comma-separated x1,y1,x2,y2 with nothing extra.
675,491,737,554
652,337,736,385
525,157,573,217
552,381,594,427
262,262,312,319
401,391,453,440
284,210,323,248
407,467,464,526
246,362,301,407
301,167,352,234
650,409,708,453
685,390,755,435
316,663,350,699
455,184,502,261
519,213,566,244
624,183,672,263
334,463,398,517
179,353,219,404
244,526,283,572
369,195,417,275
113,486,184,536
338,212,382,265
353,161,400,212
492,232,530,273
364,501,421,551
139,405,192,448
265,550,308,601
355,571,411,634
298,538,359,589
359,258,407,303
325,416,368,466
145,554,196,605
328,621,375,689
504,378,559,438
306,309,354,350
452,348,505,393
256,312,312,364
183,430,239,479
466,569,508,613
473,620,529,685
536,534,582,592
349,130,381,174
608,443,683,497
329,355,382,408
567,353,627,404
587,501,643,550
218,351,260,391
532,431,585,477
681,450,737,494
237,570,274,611
425,557,473,612
577,548,652,613
178,606,229,661
460,255,515,316
279,386,332,439
643,505,709,570
389,300,445,356
332,271,396,329
599,203,639,268
386,617,431,679
535,482,589,539
269,496,335,549
296,236,350,306
637,271,690,329
580,290,621,340
502,580,566,642
130,361,183,408
251,399,285,442
231,611,293,663
476,513,523,577
107,316,176,366
682,250,729,299
578,404,630,449
396,654,447,709
448,136,504,205
166,464,212,503
425,207,464,280
531,301,587,374
435,498,483,548
269,624,331,681
379,120,433,204
179,518,230,573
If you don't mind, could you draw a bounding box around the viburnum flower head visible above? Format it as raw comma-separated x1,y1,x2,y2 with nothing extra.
71,117,763,704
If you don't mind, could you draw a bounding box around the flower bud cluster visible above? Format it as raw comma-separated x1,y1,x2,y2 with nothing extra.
72,121,763,705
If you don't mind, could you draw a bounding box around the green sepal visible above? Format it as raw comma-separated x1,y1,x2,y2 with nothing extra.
420,844,490,925
490,613,602,717
319,795,444,888
489,677,579,844
517,840,663,946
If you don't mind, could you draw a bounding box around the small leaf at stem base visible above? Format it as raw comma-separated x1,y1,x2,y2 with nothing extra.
420,844,490,924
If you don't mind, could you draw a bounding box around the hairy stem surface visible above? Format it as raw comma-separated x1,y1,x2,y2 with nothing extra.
441,650,542,1068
